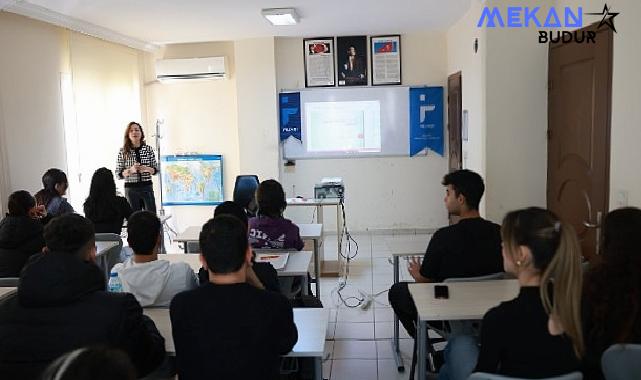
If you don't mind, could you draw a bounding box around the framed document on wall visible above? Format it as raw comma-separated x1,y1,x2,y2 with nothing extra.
336,36,368,86
304,38,335,87
370,35,401,86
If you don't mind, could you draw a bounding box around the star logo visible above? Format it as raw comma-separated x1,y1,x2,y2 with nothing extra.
585,4,620,33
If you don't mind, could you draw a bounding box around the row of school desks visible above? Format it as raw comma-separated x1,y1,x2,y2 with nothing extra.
0,286,329,380
2,231,520,380
1,280,520,380
174,223,324,296
173,197,346,295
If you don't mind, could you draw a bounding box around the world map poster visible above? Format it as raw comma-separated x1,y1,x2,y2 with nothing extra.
160,155,223,206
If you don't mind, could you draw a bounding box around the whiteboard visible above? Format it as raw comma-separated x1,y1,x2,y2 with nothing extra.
282,86,410,159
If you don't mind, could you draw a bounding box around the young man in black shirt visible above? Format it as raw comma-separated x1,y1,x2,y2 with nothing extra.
388,169,503,338
170,215,298,380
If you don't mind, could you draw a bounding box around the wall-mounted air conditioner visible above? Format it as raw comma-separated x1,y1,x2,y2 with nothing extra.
155,57,227,81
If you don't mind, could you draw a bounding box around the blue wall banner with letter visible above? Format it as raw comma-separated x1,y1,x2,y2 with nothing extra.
409,87,444,157
279,92,302,142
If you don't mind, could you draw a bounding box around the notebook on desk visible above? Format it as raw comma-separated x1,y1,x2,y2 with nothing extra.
255,253,289,270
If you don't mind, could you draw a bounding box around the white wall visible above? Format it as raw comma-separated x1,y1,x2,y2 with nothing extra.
446,0,551,224
0,12,68,196
446,1,488,215
554,0,641,209
145,41,240,232
483,0,551,223
275,33,449,232
235,38,280,181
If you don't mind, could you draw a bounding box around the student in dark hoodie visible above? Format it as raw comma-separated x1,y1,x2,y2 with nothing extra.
0,190,46,277
0,214,165,380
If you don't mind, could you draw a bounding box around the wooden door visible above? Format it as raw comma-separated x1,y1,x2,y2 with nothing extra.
448,72,462,173
547,24,612,261
448,72,463,224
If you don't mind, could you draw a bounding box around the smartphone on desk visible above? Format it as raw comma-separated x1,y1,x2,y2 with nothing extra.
434,285,449,299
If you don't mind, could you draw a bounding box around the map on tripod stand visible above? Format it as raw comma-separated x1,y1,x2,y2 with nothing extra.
161,154,223,206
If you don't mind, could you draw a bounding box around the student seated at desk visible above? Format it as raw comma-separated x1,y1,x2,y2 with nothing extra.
473,207,583,378
83,167,133,234
0,190,46,277
0,214,165,379
582,207,641,380
35,168,74,221
170,215,298,380
197,201,280,292
249,179,304,251
388,169,503,338
112,211,197,307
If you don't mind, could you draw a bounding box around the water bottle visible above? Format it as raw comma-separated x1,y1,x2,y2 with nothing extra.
108,271,123,293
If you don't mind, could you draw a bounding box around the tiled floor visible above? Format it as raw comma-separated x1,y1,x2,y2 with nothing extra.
165,230,429,380
315,231,430,380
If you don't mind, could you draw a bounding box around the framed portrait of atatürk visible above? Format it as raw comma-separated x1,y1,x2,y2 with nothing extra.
336,36,368,86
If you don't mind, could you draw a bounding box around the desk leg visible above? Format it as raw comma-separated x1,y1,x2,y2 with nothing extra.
392,255,405,371
160,224,166,255
314,357,322,380
316,205,324,265
417,319,427,380
302,274,310,296
313,238,321,297
336,204,342,276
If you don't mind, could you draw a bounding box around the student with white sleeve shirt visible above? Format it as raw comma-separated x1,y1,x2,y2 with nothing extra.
112,211,197,307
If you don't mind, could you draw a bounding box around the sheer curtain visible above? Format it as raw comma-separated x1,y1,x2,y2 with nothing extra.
62,32,145,211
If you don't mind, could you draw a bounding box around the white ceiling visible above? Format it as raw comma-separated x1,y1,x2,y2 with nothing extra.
9,0,472,45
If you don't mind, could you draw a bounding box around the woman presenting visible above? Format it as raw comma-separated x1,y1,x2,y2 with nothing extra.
116,121,158,213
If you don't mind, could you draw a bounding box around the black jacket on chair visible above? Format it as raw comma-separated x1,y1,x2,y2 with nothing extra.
0,252,165,380
0,215,45,277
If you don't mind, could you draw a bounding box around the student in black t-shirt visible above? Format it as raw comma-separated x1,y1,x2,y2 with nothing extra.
474,207,584,377
170,215,298,380
388,169,503,338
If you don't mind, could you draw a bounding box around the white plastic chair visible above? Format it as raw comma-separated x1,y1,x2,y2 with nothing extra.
95,233,123,280
601,344,641,380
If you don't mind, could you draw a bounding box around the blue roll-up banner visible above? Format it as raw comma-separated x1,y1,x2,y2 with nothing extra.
279,92,302,142
409,87,444,157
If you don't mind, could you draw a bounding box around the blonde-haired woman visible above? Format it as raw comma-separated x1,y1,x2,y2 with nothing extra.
116,121,158,213
475,207,583,377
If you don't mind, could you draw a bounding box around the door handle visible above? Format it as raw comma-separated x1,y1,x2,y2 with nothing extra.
583,211,602,254
583,210,602,228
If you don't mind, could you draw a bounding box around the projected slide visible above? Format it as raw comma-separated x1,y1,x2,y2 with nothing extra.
306,101,381,153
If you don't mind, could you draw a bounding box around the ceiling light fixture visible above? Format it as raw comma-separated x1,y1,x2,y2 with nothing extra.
261,8,299,26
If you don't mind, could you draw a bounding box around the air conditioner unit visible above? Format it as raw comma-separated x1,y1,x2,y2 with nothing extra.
155,57,227,81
